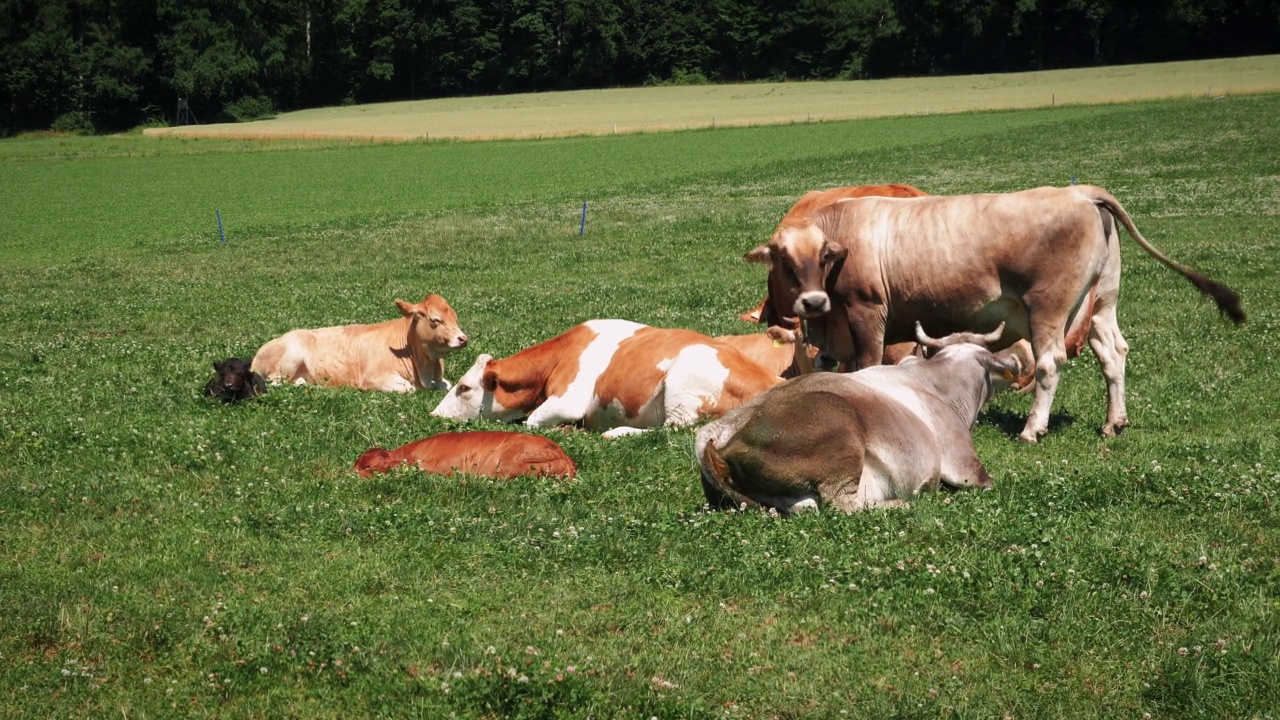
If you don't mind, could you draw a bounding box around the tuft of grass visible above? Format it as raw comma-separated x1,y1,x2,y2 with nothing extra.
1,93,1278,718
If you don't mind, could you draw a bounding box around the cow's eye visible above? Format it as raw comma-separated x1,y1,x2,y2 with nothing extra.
429,317,442,328
456,383,470,395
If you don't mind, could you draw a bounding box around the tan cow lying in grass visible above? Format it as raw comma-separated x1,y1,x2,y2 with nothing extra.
709,329,822,377
355,431,576,479
252,294,468,391
431,320,783,438
696,325,1025,515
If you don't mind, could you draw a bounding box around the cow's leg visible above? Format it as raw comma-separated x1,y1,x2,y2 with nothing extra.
843,305,886,370
425,357,450,391
1087,230,1128,437
1088,302,1130,436
1020,318,1069,443
939,451,995,490
381,375,416,392
601,426,648,439
525,396,586,429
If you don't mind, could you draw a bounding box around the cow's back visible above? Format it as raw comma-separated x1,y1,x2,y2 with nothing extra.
254,319,409,389
704,372,937,511
820,188,1104,342
710,333,796,377
588,328,715,428
784,183,927,221
361,431,576,479
587,328,781,430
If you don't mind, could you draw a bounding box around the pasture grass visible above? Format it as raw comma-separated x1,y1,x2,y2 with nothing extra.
139,55,1280,142
1,94,1278,718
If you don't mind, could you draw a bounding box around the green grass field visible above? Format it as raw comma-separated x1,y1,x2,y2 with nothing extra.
2,93,1278,718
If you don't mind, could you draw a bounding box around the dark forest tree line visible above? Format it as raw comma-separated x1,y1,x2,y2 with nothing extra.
2,0,1276,134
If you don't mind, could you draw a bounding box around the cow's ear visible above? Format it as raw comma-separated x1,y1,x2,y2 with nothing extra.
744,245,772,266
395,298,423,318
481,367,499,393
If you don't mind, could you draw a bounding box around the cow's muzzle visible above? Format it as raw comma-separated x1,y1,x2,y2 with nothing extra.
794,291,831,317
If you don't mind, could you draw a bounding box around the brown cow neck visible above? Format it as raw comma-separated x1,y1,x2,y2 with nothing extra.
400,316,435,389
489,339,573,411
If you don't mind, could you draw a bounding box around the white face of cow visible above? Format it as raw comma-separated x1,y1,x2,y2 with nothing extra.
429,354,525,422
430,354,491,419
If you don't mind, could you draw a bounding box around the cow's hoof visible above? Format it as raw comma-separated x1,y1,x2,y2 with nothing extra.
1102,419,1130,437
601,427,646,440
430,379,452,391
1016,431,1041,444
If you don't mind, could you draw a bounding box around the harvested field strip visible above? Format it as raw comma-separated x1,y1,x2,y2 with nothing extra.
145,55,1280,142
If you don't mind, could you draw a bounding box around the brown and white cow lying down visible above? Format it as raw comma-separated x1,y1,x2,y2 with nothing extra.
430,320,783,438
252,294,468,392
695,325,1025,515
354,431,576,479
747,185,1244,442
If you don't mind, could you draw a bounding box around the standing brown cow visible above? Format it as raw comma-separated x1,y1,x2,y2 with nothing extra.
746,185,1243,442
745,183,1094,389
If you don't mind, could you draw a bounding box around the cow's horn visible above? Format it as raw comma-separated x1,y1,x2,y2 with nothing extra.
978,322,1007,347
915,322,945,349
915,321,1008,349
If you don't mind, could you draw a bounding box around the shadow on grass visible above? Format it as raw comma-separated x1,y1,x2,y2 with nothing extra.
979,406,1077,438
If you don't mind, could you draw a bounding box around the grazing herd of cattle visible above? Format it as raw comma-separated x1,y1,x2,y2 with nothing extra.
205,183,1244,513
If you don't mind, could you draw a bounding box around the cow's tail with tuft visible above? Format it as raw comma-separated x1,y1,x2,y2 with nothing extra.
1084,186,1245,324
699,439,762,512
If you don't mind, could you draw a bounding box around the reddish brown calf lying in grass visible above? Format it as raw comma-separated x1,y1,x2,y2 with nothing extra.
354,431,577,480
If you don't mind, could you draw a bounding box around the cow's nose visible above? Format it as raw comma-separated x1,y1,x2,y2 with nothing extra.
796,292,830,316
457,334,469,347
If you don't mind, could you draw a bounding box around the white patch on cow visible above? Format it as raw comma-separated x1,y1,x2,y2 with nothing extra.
783,497,819,514
661,344,731,428
526,320,645,428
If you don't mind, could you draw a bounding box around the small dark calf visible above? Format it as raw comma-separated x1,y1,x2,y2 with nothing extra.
204,357,266,403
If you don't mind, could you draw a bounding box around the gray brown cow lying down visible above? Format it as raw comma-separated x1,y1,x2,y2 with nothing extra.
252,294,467,391
695,324,1025,515
354,431,576,480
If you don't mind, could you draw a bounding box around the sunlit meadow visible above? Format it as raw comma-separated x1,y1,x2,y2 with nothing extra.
1,93,1277,718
